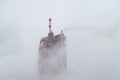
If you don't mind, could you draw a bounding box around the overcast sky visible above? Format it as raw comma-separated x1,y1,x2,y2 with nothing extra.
0,0,120,80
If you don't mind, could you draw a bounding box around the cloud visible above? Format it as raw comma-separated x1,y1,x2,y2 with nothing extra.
0,0,120,80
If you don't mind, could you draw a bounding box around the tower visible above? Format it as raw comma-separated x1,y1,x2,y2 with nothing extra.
39,18,66,79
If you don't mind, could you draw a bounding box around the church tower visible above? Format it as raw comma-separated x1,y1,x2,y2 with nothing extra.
39,18,67,79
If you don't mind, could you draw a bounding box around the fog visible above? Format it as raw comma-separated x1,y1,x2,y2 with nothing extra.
0,0,120,80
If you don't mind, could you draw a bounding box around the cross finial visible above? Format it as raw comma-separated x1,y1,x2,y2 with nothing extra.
48,17,52,21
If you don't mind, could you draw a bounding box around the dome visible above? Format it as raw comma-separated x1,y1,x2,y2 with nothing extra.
48,31,54,38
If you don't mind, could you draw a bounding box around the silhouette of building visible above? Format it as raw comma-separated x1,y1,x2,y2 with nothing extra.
38,18,66,79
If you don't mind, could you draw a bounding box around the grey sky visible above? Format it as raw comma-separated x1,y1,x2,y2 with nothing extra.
0,0,120,80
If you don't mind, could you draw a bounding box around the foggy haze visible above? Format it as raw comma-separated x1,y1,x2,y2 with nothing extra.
0,0,120,80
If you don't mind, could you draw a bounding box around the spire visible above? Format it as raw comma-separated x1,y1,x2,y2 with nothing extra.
48,18,54,38
48,17,52,32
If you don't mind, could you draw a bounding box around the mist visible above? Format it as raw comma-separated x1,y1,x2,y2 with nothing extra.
0,0,120,80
